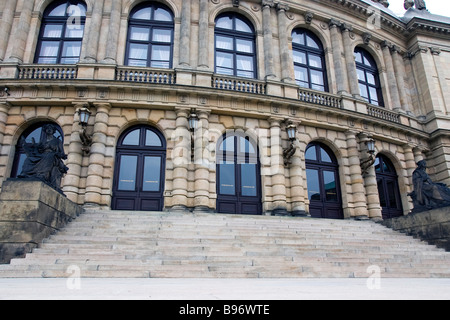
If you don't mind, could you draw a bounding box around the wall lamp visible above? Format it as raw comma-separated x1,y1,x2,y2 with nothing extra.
188,109,199,162
360,137,376,174
77,106,93,155
283,122,297,166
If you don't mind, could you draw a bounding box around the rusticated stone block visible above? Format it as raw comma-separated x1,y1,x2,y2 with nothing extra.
0,179,82,264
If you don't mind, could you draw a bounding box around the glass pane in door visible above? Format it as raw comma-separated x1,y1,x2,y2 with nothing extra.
241,163,257,197
142,156,162,192
219,162,236,195
323,170,338,202
118,155,138,191
306,169,321,201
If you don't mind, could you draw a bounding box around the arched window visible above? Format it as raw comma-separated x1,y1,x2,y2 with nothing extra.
292,29,328,92
305,142,343,219
125,2,174,68
375,154,403,219
215,13,257,79
35,0,86,64
11,122,64,178
354,47,384,107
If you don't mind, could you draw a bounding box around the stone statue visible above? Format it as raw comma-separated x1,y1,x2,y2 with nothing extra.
18,124,68,193
404,0,427,10
371,0,390,8
409,160,450,213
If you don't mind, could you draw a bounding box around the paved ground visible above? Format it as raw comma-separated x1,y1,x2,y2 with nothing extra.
0,278,449,300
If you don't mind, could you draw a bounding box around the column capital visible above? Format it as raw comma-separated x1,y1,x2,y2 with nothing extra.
262,0,275,8
340,22,353,33
380,40,393,50
329,19,341,29
276,3,290,12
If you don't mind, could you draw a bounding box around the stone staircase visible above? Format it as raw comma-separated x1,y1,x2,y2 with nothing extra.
1,209,450,278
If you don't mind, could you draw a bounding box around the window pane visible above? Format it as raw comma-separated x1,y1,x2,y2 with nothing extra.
122,129,140,145
220,136,235,152
237,55,254,71
60,57,79,64
305,146,317,161
48,4,66,16
324,171,338,202
129,43,148,60
43,25,63,38
311,70,324,85
40,41,59,57
377,179,386,207
118,155,138,191
306,169,321,201
154,8,172,21
216,16,233,29
153,29,172,43
216,36,233,50
235,19,252,33
152,45,170,61
62,42,81,57
366,73,376,85
320,147,333,163
292,31,305,45
295,66,308,82
38,57,58,64
146,130,162,147
131,27,150,41
133,7,151,20
293,50,306,64
241,164,257,197
309,54,323,68
219,162,236,195
359,83,369,99
306,35,320,49
216,52,233,68
65,24,84,38
128,59,147,67
369,87,379,104
239,136,256,154
236,39,253,53
357,69,366,82
354,51,363,63
142,157,162,192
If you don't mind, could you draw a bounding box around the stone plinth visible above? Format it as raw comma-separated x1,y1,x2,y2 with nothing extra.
381,207,450,252
0,180,82,264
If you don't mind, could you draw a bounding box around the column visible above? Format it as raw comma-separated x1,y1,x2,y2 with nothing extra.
171,108,190,211
381,41,401,111
269,118,287,215
329,19,348,94
262,0,275,79
193,109,211,213
178,0,191,67
83,0,104,62
391,46,411,113
346,130,368,218
198,0,209,69
277,3,292,82
0,102,11,148
341,24,360,97
7,0,34,63
0,0,17,61
102,0,122,63
358,133,381,219
84,103,111,207
288,122,306,216
63,105,85,203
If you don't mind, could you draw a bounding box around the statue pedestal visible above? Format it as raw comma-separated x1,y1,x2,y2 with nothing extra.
0,179,82,264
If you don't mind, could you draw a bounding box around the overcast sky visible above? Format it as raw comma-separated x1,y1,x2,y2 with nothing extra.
388,0,450,18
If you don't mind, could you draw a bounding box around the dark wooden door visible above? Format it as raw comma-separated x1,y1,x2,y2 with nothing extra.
306,143,343,219
112,126,166,211
216,134,262,215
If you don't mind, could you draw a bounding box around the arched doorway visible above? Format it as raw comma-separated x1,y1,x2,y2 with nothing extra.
112,125,166,211
216,133,262,215
375,154,403,219
305,142,343,219
11,121,64,178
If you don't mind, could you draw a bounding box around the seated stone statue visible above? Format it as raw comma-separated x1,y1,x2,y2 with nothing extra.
18,124,68,193
409,160,450,213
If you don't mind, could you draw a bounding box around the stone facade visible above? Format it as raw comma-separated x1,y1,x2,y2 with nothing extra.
0,0,449,220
